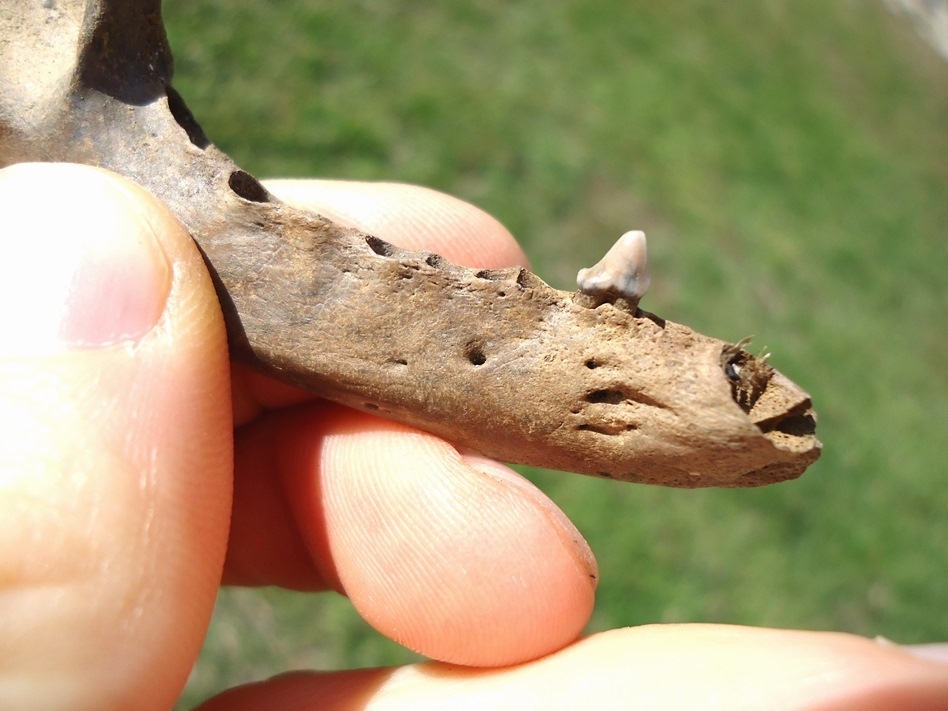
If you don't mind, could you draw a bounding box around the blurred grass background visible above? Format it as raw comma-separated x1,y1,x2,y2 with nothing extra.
162,1,947,706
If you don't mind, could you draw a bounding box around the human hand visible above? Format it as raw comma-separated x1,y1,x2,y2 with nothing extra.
1,163,945,710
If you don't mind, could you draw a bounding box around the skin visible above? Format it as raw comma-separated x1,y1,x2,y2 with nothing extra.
0,162,945,710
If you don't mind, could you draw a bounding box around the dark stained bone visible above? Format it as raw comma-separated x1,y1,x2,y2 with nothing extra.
0,0,820,487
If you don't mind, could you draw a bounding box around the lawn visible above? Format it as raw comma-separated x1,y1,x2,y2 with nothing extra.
162,1,948,706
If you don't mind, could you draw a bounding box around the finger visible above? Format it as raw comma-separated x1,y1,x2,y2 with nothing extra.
0,163,232,710
264,178,529,268
231,179,529,422
194,626,948,711
224,179,595,665
225,406,597,667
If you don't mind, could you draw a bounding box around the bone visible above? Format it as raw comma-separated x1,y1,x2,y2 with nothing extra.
577,230,651,309
0,0,822,487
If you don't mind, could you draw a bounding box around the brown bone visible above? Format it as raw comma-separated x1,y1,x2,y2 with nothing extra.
0,0,820,487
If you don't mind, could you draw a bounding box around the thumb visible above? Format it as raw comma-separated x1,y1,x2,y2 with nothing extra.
0,163,232,711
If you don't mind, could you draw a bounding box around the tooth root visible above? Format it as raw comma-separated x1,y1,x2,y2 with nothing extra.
576,230,651,308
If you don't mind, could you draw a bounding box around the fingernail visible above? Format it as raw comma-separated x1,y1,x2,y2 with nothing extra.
0,165,171,356
903,643,948,664
461,452,599,583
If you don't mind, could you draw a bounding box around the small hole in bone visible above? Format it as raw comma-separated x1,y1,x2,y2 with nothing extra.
424,253,447,268
465,343,487,366
363,403,380,411
516,268,542,290
577,423,614,435
725,362,742,381
366,235,397,257
777,413,817,436
476,269,505,280
585,359,601,369
586,389,626,404
228,171,271,203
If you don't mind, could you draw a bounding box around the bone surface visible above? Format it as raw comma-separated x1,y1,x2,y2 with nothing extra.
0,0,821,487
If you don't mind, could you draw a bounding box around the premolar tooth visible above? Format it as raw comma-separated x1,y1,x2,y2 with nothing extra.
576,230,651,308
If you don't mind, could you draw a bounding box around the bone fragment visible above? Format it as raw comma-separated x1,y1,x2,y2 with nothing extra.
0,0,821,487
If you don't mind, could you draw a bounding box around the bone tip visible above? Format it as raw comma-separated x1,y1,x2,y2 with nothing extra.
576,230,651,303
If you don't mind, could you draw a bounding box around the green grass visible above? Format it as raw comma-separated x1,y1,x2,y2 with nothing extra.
163,1,948,706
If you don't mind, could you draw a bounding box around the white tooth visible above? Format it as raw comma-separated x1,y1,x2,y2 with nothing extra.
576,230,650,305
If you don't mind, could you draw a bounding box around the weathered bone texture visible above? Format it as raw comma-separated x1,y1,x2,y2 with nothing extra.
0,0,821,487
